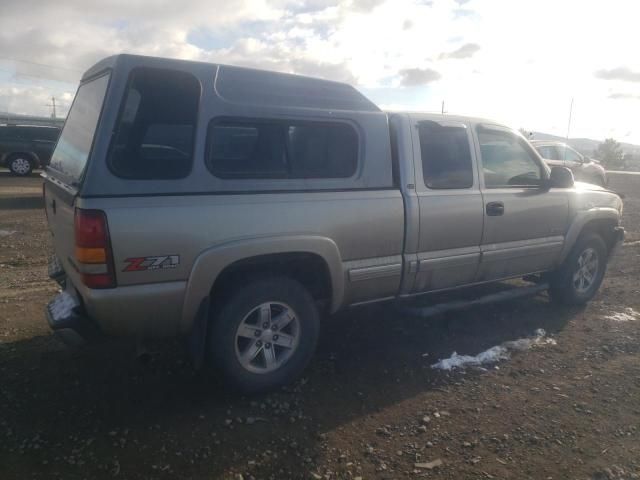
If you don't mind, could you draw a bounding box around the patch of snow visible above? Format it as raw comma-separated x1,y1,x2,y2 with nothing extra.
605,308,640,322
49,291,77,319
431,329,556,371
0,229,17,237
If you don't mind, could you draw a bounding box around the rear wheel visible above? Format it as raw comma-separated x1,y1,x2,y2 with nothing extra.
549,233,607,305
8,154,34,176
208,276,320,393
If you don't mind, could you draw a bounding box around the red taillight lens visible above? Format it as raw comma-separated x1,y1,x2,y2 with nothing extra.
75,209,108,248
74,208,116,289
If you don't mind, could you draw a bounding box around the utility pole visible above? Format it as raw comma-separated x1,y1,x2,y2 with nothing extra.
566,97,573,140
441,100,447,115
46,96,57,119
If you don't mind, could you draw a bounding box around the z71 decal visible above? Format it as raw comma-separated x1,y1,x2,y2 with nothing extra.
123,255,180,272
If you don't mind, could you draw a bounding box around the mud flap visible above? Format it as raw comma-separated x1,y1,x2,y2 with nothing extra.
187,296,210,370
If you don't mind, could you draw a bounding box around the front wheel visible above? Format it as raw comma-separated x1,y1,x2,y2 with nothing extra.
549,233,607,305
208,276,320,393
8,154,34,176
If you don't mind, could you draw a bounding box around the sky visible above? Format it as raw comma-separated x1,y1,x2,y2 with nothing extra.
1,0,639,144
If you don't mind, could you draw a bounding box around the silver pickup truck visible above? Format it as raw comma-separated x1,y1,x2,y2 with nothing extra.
44,54,624,392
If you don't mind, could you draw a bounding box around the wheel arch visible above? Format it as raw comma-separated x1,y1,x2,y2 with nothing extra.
7,151,39,165
559,208,620,263
180,235,344,334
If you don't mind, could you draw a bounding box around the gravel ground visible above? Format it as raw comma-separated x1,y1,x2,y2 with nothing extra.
1,170,639,480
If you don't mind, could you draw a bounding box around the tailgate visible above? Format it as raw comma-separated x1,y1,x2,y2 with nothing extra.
43,175,79,284
42,72,111,284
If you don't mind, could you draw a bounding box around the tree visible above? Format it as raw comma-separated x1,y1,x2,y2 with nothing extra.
594,138,624,169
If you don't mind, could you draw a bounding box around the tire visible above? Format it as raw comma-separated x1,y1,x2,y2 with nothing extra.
8,154,34,176
208,276,320,393
549,233,608,305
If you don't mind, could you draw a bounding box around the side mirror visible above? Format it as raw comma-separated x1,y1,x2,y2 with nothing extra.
547,166,574,189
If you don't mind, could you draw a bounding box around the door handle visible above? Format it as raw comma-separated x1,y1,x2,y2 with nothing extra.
486,201,504,216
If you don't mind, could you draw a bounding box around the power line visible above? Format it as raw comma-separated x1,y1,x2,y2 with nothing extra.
0,66,78,83
0,56,83,73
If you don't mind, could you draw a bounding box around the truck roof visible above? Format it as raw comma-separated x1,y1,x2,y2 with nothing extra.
82,54,381,113
386,110,515,130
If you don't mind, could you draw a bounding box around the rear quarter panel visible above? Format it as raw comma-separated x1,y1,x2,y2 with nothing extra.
78,189,405,333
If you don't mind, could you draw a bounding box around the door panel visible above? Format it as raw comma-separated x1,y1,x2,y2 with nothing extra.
411,116,484,292
415,193,483,290
478,187,567,280
476,127,569,281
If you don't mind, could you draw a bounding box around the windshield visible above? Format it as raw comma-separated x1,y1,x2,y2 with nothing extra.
48,73,110,185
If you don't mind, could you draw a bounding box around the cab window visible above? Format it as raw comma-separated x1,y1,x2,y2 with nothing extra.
478,128,543,188
562,146,583,163
418,121,473,189
536,145,562,160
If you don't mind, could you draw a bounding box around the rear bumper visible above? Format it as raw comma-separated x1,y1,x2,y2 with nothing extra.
46,255,101,347
45,290,101,347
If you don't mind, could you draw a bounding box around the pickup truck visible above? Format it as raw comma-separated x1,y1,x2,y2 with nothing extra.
43,54,625,392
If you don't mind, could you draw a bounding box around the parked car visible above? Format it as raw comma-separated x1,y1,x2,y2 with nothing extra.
0,124,61,176
43,54,625,392
531,140,608,187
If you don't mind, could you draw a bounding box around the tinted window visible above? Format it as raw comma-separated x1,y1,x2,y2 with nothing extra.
207,118,358,179
49,74,110,184
536,145,562,160
478,129,542,188
108,68,200,179
418,121,473,189
25,127,60,142
561,146,582,162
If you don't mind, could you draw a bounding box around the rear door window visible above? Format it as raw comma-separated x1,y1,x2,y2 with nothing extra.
418,120,473,189
49,74,110,184
108,68,200,180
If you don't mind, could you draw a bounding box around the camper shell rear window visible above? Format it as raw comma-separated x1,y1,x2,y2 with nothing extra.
48,73,110,184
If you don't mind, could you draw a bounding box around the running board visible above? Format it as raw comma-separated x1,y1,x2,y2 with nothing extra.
397,282,549,318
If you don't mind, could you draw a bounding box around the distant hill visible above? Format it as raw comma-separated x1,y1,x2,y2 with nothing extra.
528,131,640,157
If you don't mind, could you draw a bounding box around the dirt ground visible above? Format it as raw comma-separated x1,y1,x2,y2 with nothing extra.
1,170,639,480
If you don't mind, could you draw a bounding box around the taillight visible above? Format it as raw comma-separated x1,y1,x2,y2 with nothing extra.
74,208,116,288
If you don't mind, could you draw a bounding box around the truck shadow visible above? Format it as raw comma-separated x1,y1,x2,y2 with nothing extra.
0,291,576,478
0,195,44,210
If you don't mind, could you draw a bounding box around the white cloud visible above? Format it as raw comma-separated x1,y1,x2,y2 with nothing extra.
0,0,639,143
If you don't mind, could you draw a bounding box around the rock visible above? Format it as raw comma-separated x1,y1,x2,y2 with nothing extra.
421,416,431,425
415,458,443,470
417,425,428,433
462,441,472,448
